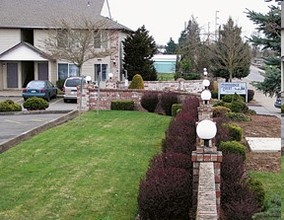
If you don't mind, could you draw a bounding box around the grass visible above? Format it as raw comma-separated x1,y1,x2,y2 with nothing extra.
157,73,175,81
0,110,171,220
249,156,283,218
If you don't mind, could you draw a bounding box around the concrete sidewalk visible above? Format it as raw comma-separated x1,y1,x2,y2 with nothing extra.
0,90,22,97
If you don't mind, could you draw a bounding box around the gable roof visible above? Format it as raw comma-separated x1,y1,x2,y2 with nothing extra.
0,42,54,61
0,0,132,31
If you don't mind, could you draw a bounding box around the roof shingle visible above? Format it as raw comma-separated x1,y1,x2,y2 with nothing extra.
0,0,132,31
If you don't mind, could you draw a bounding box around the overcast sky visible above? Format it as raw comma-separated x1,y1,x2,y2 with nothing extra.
102,0,278,45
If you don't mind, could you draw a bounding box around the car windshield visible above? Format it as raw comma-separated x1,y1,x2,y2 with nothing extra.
27,81,45,88
65,79,81,87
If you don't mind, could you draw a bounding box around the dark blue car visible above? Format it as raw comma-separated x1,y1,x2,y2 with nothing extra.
274,96,281,109
22,80,57,101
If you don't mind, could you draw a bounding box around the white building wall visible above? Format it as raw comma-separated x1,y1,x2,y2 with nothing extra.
0,29,21,53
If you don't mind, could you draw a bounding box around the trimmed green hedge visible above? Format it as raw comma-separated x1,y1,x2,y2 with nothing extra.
111,100,135,111
219,140,246,160
0,99,22,112
23,97,49,110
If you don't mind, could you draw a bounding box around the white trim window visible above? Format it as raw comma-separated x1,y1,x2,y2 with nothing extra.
58,63,79,80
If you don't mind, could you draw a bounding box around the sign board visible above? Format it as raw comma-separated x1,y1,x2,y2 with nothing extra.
218,82,248,102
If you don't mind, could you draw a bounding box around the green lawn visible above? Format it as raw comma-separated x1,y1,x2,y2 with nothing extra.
0,111,171,220
157,73,175,81
249,157,283,218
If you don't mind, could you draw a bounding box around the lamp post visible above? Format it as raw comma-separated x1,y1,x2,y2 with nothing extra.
196,119,217,148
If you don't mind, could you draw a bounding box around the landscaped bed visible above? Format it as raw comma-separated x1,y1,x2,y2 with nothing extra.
0,110,171,219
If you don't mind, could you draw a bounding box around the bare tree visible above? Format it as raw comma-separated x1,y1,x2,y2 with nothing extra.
209,18,251,82
42,18,112,76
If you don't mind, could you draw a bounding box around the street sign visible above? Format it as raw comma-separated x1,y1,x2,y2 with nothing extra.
218,82,248,102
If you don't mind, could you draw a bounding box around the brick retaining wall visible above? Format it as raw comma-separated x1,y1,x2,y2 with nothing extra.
78,85,200,111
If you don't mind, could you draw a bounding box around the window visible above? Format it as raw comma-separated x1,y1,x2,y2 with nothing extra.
58,63,79,80
57,30,68,48
94,64,108,82
94,31,108,49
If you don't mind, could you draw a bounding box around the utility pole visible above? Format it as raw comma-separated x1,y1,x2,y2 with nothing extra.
215,10,220,41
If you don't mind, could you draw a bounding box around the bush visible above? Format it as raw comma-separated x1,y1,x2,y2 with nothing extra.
164,111,197,155
150,152,192,171
110,100,134,111
252,196,281,219
230,100,248,113
247,178,266,208
0,99,22,112
23,97,49,110
214,117,230,147
219,140,246,160
171,103,182,117
281,104,284,113
222,94,244,103
213,106,231,118
160,92,178,116
138,167,192,220
56,79,65,91
221,153,262,220
225,112,250,121
223,123,243,142
128,74,144,89
140,92,159,112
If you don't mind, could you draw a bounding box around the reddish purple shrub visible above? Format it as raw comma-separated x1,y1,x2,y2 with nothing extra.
141,92,159,112
160,92,179,116
164,112,197,155
138,167,192,220
214,117,230,147
181,95,200,118
150,152,192,171
221,185,262,220
221,153,262,219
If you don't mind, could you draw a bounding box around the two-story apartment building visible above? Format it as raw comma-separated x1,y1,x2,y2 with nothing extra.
0,0,132,90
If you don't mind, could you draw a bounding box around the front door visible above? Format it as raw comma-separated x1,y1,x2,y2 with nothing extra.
38,62,48,80
7,63,18,88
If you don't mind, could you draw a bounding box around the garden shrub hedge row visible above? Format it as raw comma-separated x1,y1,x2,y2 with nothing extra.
138,91,263,219
0,99,22,112
140,91,180,116
110,100,134,111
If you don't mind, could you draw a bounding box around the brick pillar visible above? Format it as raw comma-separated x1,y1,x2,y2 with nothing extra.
191,149,223,218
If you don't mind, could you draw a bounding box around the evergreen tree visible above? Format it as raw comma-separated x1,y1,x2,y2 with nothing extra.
177,16,202,74
122,25,157,81
246,5,281,96
209,18,251,82
165,38,177,54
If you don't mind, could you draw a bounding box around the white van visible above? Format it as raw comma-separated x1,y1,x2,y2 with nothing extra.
63,77,83,103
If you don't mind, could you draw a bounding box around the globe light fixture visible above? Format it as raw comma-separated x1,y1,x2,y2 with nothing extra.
85,75,92,82
196,119,217,148
202,79,210,89
201,89,211,104
108,72,113,80
203,68,208,76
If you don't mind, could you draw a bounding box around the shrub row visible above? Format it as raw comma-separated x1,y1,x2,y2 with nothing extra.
110,100,134,111
137,96,199,219
140,91,180,116
0,99,22,112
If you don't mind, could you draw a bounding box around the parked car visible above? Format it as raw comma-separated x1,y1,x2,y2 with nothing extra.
22,80,57,101
63,77,83,103
274,96,281,109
